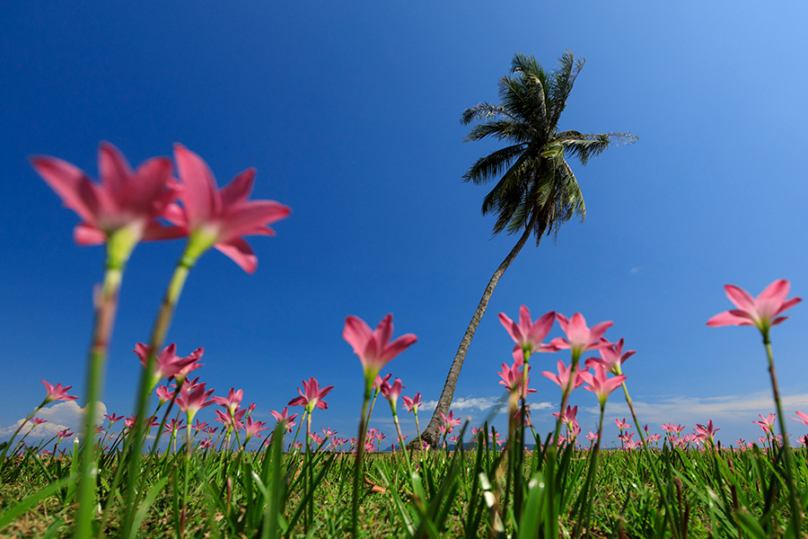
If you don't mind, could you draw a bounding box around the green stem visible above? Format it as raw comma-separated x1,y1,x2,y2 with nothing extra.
764,337,802,533
351,382,372,538
121,254,192,537
75,264,123,539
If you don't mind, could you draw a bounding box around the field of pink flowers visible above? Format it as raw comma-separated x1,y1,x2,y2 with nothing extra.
1,143,806,538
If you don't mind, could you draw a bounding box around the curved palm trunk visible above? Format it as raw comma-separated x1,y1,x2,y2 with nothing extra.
420,214,538,447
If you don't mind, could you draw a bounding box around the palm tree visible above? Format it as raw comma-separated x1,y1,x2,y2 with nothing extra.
419,51,637,446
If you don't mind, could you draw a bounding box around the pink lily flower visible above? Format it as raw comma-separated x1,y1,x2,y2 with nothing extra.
662,423,685,435
270,407,299,433
176,382,216,423
56,429,74,440
322,428,338,438
191,420,209,432
615,418,632,431
553,405,578,425
244,417,270,441
402,393,423,413
134,343,202,389
32,418,47,426
155,386,176,406
440,410,461,433
203,426,218,435
707,279,801,333
288,377,334,411
498,362,536,398
586,431,598,443
380,377,405,406
753,413,776,434
40,380,79,404
163,419,185,435
790,410,808,426
579,364,627,407
104,413,124,424
584,338,635,375
497,306,557,355
30,142,183,246
212,387,244,416
541,361,587,392
165,144,291,273
214,408,246,431
551,313,613,356
342,314,417,379
694,420,720,444
373,373,392,392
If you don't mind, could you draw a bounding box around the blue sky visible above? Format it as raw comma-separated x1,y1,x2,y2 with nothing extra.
2,1,807,448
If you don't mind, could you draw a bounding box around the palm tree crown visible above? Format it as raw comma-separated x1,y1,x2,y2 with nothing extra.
461,51,637,242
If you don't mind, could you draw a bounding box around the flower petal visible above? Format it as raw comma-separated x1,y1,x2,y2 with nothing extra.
31,156,96,223
343,316,373,356
707,310,749,327
98,142,133,202
174,144,221,227
214,237,257,273
220,168,255,207
218,200,291,242
74,223,106,245
724,284,755,311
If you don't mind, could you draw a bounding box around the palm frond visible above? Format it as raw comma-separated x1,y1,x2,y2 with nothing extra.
460,102,520,125
461,143,528,185
464,120,534,144
548,51,585,130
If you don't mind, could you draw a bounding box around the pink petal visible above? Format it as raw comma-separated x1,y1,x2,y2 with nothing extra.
549,337,570,349
174,144,220,227
98,142,132,202
219,201,291,242
526,310,555,342
142,222,187,242
214,237,257,273
343,316,373,356
706,311,749,327
776,297,802,316
771,316,789,326
498,313,523,344
379,334,417,364
31,156,96,223
127,157,174,214
220,168,255,207
74,223,106,245
161,203,189,228
519,305,531,331
724,285,755,311
555,313,570,333
375,314,394,350
757,279,790,305
588,321,614,341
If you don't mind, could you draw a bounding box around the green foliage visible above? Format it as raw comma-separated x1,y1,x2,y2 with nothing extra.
462,51,638,244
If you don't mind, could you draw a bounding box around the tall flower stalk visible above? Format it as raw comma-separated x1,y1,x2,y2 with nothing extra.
708,279,802,533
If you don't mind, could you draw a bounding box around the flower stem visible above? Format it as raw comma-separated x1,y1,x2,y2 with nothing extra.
351,382,372,538
75,263,123,539
121,253,193,537
764,337,802,533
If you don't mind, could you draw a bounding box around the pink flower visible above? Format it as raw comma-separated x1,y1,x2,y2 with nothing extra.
322,427,338,438
439,410,461,433
40,380,79,404
380,377,405,406
165,144,291,273
244,417,270,441
707,279,801,333
211,387,244,416
215,408,246,431
32,418,47,426
694,420,720,444
104,413,124,424
790,410,808,426
270,407,298,432
402,393,423,413
553,405,578,425
579,364,627,407
134,343,202,389
541,361,587,393
156,386,176,406
498,362,536,398
288,378,334,411
584,338,635,375
163,419,185,435
551,313,613,356
662,423,684,435
497,306,557,355
56,429,74,440
752,413,776,434
191,420,209,432
343,314,417,379
615,418,632,431
176,382,215,422
30,142,182,246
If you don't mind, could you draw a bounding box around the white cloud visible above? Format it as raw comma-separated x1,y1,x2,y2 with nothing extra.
0,401,107,441
420,395,552,414
630,267,641,275
583,391,808,431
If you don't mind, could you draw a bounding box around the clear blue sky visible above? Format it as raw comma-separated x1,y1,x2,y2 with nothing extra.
2,1,807,447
